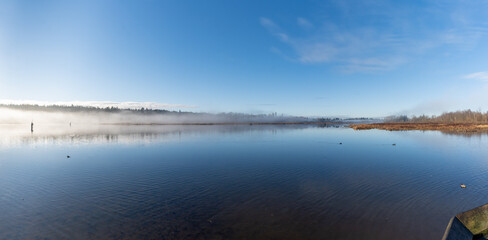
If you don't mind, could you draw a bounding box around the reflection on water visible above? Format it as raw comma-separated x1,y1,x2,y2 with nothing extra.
1,124,488,239
0,124,330,147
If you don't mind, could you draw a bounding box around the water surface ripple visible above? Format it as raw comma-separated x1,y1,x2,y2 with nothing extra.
1,124,488,239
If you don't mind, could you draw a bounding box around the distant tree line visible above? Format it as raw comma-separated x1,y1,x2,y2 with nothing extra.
386,110,488,123
0,104,316,123
317,117,340,122
0,104,181,114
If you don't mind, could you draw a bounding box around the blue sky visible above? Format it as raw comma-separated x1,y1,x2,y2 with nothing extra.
1,0,488,117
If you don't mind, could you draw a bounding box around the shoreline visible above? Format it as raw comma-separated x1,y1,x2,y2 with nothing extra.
100,122,344,126
0,122,344,126
349,122,488,132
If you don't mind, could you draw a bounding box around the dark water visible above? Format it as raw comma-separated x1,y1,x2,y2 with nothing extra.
1,124,488,239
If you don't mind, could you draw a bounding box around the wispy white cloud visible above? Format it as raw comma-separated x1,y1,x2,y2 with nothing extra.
297,17,313,29
261,17,408,72
260,1,488,73
259,17,276,29
260,17,290,43
0,100,197,109
341,57,405,73
464,72,488,82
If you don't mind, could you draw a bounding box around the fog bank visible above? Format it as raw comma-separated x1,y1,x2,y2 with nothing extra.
0,106,315,125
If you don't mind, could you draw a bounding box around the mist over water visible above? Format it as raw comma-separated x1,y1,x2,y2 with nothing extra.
0,107,315,125
1,124,488,239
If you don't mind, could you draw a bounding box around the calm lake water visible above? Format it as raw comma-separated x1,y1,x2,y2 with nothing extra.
1,124,488,239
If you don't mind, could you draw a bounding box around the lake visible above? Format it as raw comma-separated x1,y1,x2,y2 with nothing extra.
1,124,487,239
